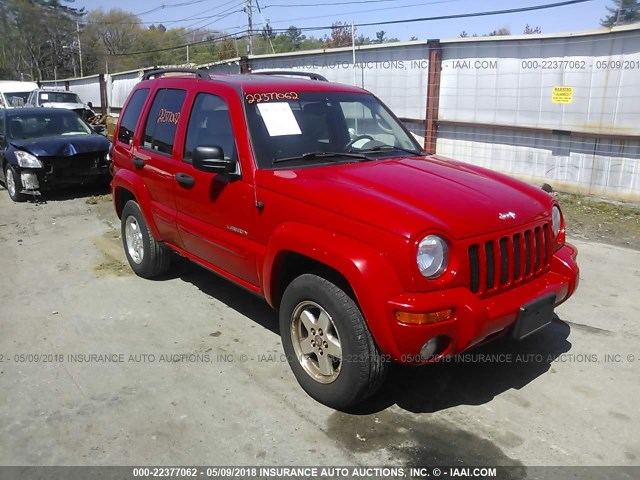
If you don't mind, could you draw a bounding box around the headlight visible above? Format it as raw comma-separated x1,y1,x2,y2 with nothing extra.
15,151,43,168
551,205,562,237
417,235,448,279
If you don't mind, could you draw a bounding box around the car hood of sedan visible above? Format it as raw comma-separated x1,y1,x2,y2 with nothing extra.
41,102,86,110
11,135,110,157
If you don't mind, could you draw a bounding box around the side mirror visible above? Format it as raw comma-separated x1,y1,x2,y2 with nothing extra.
192,145,236,174
92,125,106,135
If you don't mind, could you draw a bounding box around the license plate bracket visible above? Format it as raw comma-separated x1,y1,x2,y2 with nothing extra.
512,293,556,340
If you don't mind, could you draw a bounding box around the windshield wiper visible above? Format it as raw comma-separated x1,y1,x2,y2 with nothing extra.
358,144,424,156
272,151,370,165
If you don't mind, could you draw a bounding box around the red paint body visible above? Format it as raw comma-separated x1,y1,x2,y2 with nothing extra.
111,74,579,363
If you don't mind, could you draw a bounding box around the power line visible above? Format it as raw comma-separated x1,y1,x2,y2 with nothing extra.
111,30,250,57
108,0,594,58
263,0,465,28
270,0,593,32
263,0,400,7
134,0,211,17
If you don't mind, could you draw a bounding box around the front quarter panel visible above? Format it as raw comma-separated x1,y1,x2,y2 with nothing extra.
263,222,406,357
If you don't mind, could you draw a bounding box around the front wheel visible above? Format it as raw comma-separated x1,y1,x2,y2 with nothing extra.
279,273,388,409
4,165,27,202
121,200,171,278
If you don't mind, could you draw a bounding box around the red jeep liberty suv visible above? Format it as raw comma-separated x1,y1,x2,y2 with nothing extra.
111,69,579,409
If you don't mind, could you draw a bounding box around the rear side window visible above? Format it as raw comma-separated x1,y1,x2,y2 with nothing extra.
118,88,149,144
142,89,186,156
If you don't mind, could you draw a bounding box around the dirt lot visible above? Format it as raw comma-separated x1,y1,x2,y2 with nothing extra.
554,192,640,250
0,185,639,477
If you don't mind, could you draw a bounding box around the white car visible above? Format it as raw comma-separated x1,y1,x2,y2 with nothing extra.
26,89,95,120
0,81,38,109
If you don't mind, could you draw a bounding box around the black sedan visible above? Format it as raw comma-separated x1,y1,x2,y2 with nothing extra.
0,108,111,202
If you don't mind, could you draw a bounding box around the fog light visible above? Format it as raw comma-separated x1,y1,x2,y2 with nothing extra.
395,309,453,325
20,172,39,190
420,337,444,361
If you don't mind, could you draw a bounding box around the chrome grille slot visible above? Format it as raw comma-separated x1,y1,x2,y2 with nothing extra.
468,222,553,295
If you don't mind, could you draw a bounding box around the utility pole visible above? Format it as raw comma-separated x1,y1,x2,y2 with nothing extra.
77,21,84,77
245,0,253,55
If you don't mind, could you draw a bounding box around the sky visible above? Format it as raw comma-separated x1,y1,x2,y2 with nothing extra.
73,0,616,42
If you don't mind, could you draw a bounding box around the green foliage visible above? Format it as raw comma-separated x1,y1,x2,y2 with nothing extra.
600,0,640,27
0,4,414,81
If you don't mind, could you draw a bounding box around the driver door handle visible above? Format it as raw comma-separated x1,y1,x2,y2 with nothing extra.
175,172,195,188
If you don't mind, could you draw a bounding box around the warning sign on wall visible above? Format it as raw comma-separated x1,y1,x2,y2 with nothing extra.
552,86,573,104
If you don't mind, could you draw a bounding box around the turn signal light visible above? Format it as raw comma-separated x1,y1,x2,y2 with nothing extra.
395,309,453,325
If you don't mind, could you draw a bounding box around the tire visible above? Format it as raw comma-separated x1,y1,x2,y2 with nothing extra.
279,273,388,409
121,200,171,278
4,165,27,202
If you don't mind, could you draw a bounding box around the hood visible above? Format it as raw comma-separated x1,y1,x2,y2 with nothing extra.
11,134,110,157
257,155,553,240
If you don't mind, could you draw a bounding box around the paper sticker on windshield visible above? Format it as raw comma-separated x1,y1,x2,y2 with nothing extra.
257,102,302,137
40,93,49,100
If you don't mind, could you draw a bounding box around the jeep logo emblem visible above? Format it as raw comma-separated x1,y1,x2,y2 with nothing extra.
498,211,517,220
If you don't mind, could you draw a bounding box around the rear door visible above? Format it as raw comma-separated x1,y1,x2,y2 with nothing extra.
131,87,188,246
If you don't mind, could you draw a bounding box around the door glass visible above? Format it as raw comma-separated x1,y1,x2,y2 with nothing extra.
142,88,186,155
183,93,237,164
118,88,149,144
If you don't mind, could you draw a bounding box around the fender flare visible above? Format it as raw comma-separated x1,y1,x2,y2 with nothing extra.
111,169,161,239
263,222,404,356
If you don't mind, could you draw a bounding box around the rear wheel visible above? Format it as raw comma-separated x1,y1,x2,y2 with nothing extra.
121,200,171,278
280,273,388,409
4,165,27,202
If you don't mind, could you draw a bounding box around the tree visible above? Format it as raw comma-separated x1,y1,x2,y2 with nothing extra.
261,24,274,40
460,27,510,38
324,21,352,48
84,8,143,72
600,0,640,26
487,27,511,36
285,26,304,49
1,0,83,80
523,24,542,34
375,30,386,44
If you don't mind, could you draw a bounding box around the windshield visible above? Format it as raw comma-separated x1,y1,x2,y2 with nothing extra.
4,92,31,108
39,91,81,104
8,111,92,140
244,91,422,169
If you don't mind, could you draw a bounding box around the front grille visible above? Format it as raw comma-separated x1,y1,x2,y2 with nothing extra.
468,222,552,295
44,153,105,177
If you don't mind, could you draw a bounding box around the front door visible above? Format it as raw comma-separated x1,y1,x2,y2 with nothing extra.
173,92,259,287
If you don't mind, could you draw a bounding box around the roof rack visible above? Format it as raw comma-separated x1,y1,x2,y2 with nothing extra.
142,68,210,80
252,71,328,82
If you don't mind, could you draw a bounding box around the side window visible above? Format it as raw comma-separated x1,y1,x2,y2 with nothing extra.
183,93,237,164
0,115,4,142
142,88,186,156
118,88,149,145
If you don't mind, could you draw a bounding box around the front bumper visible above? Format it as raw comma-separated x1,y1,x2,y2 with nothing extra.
384,243,579,363
17,162,110,193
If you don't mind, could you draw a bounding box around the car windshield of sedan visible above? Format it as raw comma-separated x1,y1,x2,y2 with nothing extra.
8,111,92,140
39,91,82,104
244,91,423,169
